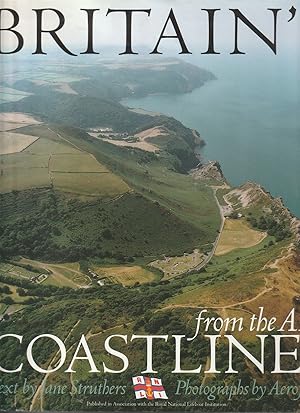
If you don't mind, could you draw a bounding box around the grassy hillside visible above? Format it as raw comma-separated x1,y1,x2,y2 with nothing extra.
71,60,215,99
1,123,219,258
11,59,215,101
0,188,205,262
0,93,150,132
1,97,199,171
0,126,129,196
0,284,298,412
48,125,220,246
1,59,210,171
0,121,220,263
1,60,298,413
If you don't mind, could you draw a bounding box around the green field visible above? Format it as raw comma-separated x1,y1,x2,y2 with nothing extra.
43,265,90,289
0,93,27,102
166,271,266,307
0,262,39,280
0,153,49,168
1,71,85,84
25,137,79,154
0,125,129,197
0,167,50,192
44,273,79,289
0,124,219,262
50,153,109,173
29,73,85,83
210,237,288,276
52,171,128,197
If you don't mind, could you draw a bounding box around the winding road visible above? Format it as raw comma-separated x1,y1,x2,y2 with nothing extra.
187,185,228,274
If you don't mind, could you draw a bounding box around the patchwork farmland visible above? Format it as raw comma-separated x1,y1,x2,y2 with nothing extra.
0,132,39,155
0,112,41,132
0,88,31,104
0,123,129,197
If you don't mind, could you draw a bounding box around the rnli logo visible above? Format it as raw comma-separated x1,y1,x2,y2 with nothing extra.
132,376,168,400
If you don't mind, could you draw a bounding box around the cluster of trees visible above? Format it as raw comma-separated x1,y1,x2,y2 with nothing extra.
1,92,152,133
14,59,214,103
1,296,14,305
133,115,201,172
0,285,14,305
0,189,199,262
0,285,11,295
247,215,291,241
0,273,71,298
0,268,299,412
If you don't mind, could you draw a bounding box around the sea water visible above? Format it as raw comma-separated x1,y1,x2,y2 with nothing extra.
123,53,300,217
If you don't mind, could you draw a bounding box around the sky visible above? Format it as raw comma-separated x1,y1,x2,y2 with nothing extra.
1,0,299,56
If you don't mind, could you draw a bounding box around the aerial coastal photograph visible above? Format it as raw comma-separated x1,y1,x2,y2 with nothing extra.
0,0,300,412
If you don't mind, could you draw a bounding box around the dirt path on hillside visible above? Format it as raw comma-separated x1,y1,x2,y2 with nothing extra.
158,281,273,313
47,128,84,153
159,242,298,323
30,320,81,412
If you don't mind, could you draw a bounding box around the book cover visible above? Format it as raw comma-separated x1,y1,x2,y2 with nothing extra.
0,1,299,412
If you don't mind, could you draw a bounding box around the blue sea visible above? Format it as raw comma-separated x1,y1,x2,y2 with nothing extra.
123,53,300,217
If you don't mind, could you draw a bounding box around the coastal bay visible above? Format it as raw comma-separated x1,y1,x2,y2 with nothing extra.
124,54,300,217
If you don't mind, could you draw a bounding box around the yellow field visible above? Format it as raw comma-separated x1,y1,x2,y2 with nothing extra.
0,132,39,155
215,219,267,256
0,122,31,132
0,112,40,132
52,172,129,197
150,250,203,279
93,265,156,286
